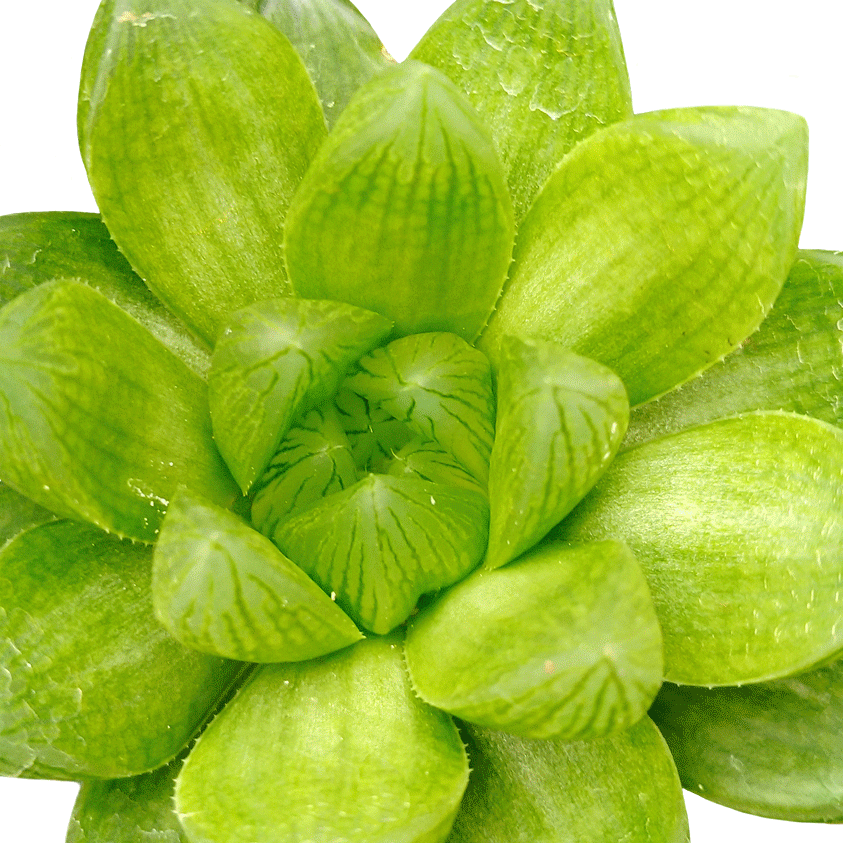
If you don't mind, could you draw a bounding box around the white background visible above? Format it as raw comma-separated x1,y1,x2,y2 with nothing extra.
0,1,841,840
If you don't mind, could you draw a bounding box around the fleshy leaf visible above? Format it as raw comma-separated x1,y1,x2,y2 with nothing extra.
208,297,392,493
486,336,628,569
272,474,489,634
650,659,843,822
175,636,469,843
153,489,362,663
284,60,515,341
405,539,662,740
0,211,208,375
79,0,327,345
387,437,484,495
0,520,242,779
0,481,56,548
448,718,689,843
479,106,808,405
411,0,633,221
344,332,496,484
249,0,395,127
625,249,843,448
251,404,359,535
0,280,238,542
554,411,843,685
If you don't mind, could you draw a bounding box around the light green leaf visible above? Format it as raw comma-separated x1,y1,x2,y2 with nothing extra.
209,297,392,493
448,718,689,843
650,659,843,822
284,60,515,342
251,404,359,536
405,539,662,740
0,280,238,543
486,336,628,569
272,474,489,634
387,437,484,495
0,481,56,549
175,636,469,843
344,332,496,484
250,0,395,127
79,0,327,345
0,520,242,780
554,411,843,685
0,211,208,376
625,249,843,448
479,107,808,405
153,489,362,663
411,0,633,221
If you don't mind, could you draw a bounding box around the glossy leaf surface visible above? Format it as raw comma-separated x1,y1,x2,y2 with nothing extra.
176,636,469,843
153,489,362,663
285,60,514,341
0,520,241,779
448,718,689,843
650,659,843,822
486,336,628,569
411,0,633,220
79,0,326,344
209,297,391,492
480,107,808,405
405,540,662,740
555,411,843,685
625,249,843,448
250,0,395,126
0,281,238,542
273,474,489,634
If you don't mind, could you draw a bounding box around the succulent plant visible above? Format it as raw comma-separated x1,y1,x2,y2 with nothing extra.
0,1,841,842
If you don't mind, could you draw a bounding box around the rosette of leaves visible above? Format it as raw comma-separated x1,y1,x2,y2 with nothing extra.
0,0,841,841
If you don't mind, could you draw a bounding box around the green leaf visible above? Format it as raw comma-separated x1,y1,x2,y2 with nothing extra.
0,481,56,548
479,107,808,406
79,0,327,345
250,0,395,127
153,489,362,663
251,404,359,535
0,211,208,376
0,280,238,543
387,437,484,495
486,336,628,569
411,0,633,221
0,520,242,779
208,297,392,492
272,474,489,634
554,411,843,685
175,636,469,843
284,60,515,342
67,753,189,842
448,718,689,843
650,659,843,822
344,332,496,484
625,249,843,448
405,539,662,740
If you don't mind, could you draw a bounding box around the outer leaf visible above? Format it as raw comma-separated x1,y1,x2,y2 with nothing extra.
250,0,395,127
554,411,843,686
209,297,391,492
0,211,208,375
625,249,843,448
175,636,469,843
0,280,238,542
285,60,515,342
345,332,496,484
0,520,242,779
448,718,689,843
153,489,362,663
479,106,808,406
272,474,489,634
649,659,843,822
79,0,327,345
486,336,628,569
411,0,633,221
405,540,662,740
